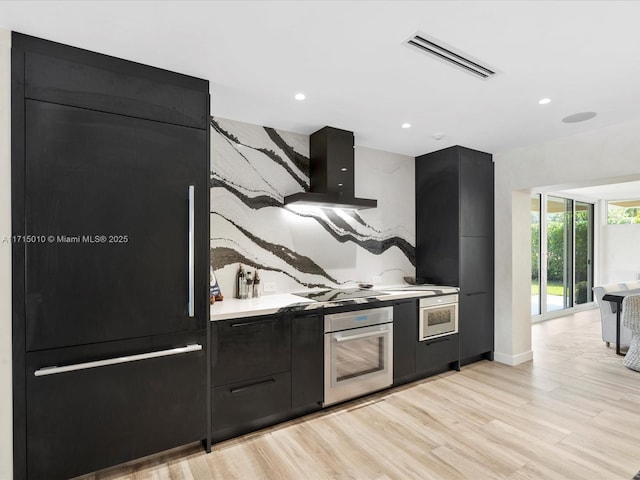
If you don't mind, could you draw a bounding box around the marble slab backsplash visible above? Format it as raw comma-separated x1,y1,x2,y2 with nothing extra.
210,117,415,295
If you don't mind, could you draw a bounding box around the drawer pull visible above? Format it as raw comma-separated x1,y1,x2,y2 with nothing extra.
34,344,203,377
423,337,450,346
230,319,277,328
230,378,276,394
465,291,486,296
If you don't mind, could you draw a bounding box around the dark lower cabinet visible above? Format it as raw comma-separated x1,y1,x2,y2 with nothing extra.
393,300,417,385
459,293,494,362
416,334,460,376
212,372,291,442
25,332,207,480
291,312,323,410
211,314,291,387
392,299,459,386
211,313,293,443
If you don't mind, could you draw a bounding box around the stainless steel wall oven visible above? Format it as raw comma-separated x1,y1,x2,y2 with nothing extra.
323,306,393,406
419,294,458,341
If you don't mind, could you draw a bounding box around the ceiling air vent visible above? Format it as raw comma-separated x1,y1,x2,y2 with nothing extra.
404,32,496,80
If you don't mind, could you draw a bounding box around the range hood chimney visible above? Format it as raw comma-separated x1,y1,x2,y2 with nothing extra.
284,126,377,209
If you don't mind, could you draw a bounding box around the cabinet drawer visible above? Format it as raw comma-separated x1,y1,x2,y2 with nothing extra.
25,332,207,480
416,333,460,375
212,315,291,386
212,372,291,441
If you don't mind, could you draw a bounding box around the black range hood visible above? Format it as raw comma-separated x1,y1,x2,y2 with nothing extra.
284,126,377,210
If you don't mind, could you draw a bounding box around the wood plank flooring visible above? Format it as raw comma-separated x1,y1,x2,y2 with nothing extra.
78,308,640,479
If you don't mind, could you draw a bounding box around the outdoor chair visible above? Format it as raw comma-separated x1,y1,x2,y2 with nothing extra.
622,294,640,372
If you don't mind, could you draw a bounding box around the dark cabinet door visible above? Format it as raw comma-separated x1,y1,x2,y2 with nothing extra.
291,312,323,409
24,100,208,351
212,372,291,443
212,314,291,386
459,149,494,237
393,300,417,384
416,149,460,285
26,332,207,480
459,236,493,295
415,333,460,375
459,293,493,359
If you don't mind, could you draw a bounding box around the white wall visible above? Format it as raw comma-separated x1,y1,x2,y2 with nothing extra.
494,119,640,365
603,223,640,283
0,28,12,480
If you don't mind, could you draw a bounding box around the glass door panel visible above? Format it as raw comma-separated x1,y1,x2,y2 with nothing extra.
545,196,573,313
531,195,541,316
574,202,594,305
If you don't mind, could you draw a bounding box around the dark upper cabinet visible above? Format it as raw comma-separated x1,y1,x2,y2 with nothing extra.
211,314,291,387
393,299,417,384
17,33,209,130
459,149,494,237
291,311,324,410
415,145,494,363
415,149,460,285
459,236,493,295
24,101,208,351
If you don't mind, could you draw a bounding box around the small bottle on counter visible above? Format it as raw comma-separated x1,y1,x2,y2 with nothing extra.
246,271,254,299
253,270,261,298
236,264,246,299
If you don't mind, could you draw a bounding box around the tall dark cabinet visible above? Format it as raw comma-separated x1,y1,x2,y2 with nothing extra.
415,146,494,365
12,33,210,479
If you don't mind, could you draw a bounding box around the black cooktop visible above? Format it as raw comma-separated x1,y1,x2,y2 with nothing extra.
293,288,387,302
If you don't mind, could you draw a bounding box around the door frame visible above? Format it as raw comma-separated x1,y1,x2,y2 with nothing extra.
532,193,596,323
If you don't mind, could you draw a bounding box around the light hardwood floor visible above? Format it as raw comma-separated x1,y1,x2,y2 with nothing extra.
79,308,640,479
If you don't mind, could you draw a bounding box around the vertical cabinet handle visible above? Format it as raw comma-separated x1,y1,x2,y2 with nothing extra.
188,185,195,318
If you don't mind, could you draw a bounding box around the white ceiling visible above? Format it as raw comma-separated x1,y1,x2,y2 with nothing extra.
556,181,640,202
3,1,640,157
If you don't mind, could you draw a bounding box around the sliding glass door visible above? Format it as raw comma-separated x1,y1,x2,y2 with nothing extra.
574,202,594,304
546,196,573,313
531,195,541,316
532,194,594,319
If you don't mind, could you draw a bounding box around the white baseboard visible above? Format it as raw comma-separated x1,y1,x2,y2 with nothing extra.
493,350,533,366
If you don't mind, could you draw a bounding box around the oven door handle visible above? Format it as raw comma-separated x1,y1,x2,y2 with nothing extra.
335,328,388,343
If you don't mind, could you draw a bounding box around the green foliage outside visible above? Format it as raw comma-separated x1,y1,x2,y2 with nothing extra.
608,205,640,224
531,281,564,296
531,209,591,303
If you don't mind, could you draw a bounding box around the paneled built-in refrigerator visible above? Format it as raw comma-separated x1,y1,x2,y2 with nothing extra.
12,33,210,479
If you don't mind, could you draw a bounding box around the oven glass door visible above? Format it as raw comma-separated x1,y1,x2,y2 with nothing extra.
420,304,457,340
324,324,393,406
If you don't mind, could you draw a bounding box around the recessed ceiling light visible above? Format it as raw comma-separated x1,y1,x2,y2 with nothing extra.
538,98,551,105
294,93,306,101
402,123,411,129
562,112,597,123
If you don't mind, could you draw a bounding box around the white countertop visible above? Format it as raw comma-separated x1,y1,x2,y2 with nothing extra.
210,285,459,321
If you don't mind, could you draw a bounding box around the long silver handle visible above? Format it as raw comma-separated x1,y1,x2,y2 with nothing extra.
34,344,203,377
335,327,389,343
188,185,195,317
